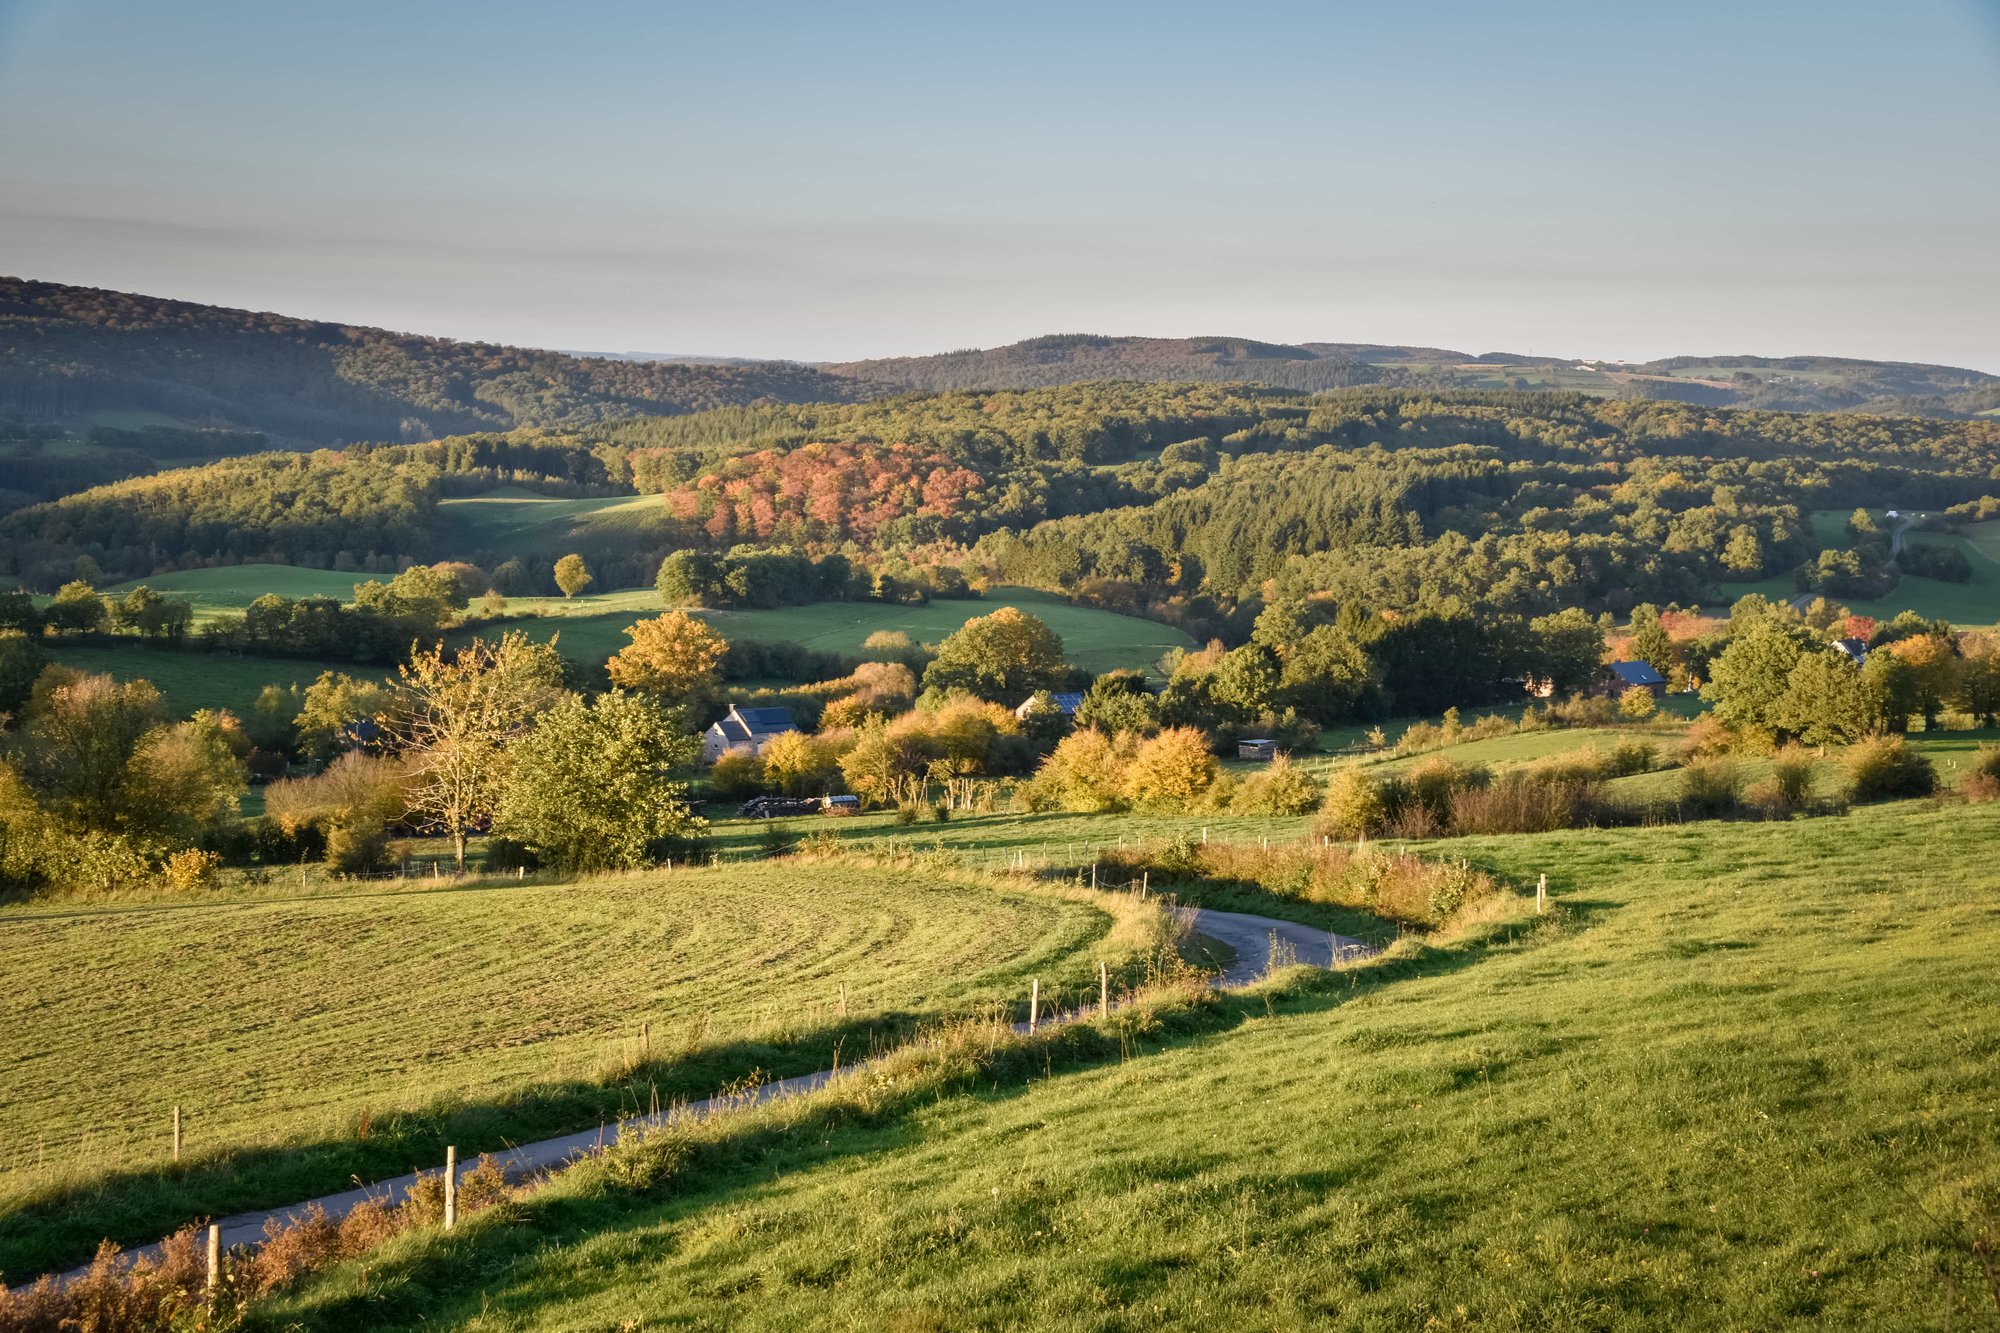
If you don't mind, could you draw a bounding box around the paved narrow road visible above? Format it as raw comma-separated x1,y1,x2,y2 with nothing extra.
56,907,1374,1280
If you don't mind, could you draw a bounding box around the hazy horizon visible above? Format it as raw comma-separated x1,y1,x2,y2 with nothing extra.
4,0,1997,371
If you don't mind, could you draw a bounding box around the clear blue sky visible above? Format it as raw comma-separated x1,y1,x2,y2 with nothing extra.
3,0,1997,368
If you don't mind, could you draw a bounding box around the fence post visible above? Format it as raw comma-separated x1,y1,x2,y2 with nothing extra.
1098,960,1108,1018
1141,872,1148,900
1029,978,1039,1034
206,1223,220,1293
1202,826,1208,844
1090,861,1098,890
173,1104,181,1162
443,1145,458,1230
1537,873,1547,914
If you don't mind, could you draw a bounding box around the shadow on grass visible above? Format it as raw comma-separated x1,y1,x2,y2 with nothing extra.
255,897,1610,1331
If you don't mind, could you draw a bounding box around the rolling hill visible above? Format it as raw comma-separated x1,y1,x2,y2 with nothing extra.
0,277,869,446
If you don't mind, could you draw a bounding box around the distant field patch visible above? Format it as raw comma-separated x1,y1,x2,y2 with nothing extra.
103,564,360,622
43,643,376,719
467,585,1194,677
435,487,677,559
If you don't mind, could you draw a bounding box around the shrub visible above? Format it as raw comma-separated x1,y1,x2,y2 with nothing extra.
161,847,221,892
707,747,765,799
326,821,392,875
1769,747,1817,809
1843,735,1936,803
1959,744,2000,802
1230,755,1323,816
1680,715,1737,761
1678,757,1743,817
1124,726,1218,808
1608,739,1657,775
1403,756,1488,818
484,836,540,873
1617,685,1659,721
1314,767,1386,840
1448,773,1605,835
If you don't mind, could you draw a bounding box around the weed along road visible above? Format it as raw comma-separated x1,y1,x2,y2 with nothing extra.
59,907,1374,1284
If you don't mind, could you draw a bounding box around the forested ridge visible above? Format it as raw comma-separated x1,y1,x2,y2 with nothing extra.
8,385,1999,637
0,277,869,445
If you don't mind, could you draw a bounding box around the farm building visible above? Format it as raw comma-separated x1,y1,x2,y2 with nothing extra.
1832,637,1869,666
1014,691,1086,721
1598,660,1668,699
1237,738,1278,762
701,705,798,764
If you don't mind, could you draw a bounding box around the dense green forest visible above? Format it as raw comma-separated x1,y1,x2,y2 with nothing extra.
0,278,867,445
7,386,1998,642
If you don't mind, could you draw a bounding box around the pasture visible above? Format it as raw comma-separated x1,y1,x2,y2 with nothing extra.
465,584,1196,677
42,643,376,720
433,488,678,560
1720,508,2000,629
0,860,1141,1278
264,797,2000,1330
100,565,362,623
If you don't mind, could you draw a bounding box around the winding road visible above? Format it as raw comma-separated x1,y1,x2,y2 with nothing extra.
55,907,1372,1281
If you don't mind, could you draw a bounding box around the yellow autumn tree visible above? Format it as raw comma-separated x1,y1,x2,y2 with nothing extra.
1123,725,1217,808
606,612,728,701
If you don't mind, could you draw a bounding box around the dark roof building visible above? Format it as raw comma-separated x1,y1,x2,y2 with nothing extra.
1831,637,1869,665
1601,659,1668,697
702,704,799,763
1014,691,1086,720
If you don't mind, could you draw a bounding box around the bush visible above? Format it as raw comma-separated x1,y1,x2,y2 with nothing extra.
1680,715,1737,761
161,847,221,892
1403,756,1488,818
1314,767,1386,840
483,836,540,873
1617,685,1659,722
1770,747,1817,809
1124,726,1218,808
1959,744,2000,802
1448,773,1606,835
706,748,765,800
1230,755,1323,816
1843,735,1936,803
1678,757,1743,817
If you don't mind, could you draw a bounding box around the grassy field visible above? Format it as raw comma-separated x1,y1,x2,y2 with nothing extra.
465,585,1196,677
434,488,678,559
42,643,377,719
1721,508,2000,629
0,860,1147,1278
100,565,362,623
259,797,2000,1330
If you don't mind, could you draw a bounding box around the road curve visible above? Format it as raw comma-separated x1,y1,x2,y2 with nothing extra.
55,907,1374,1281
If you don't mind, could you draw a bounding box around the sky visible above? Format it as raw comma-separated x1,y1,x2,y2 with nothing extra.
2,0,1997,368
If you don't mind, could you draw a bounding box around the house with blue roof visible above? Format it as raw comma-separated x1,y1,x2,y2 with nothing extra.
1599,659,1668,699
701,704,799,764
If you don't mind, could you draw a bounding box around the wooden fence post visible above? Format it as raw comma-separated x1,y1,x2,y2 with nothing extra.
1029,978,1040,1034
1098,960,1108,1018
1140,872,1148,900
1537,873,1547,914
1090,861,1098,890
206,1223,220,1293
443,1145,458,1230
172,1104,181,1162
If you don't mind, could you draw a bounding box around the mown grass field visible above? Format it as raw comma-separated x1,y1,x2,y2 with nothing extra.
264,798,2000,1331
0,861,1142,1278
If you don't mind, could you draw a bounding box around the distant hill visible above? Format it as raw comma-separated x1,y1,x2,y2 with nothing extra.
822,334,1387,393
825,334,2000,416
0,278,868,445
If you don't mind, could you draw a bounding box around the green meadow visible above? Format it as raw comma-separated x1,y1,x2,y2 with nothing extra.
259,797,2000,1331
0,860,1148,1279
